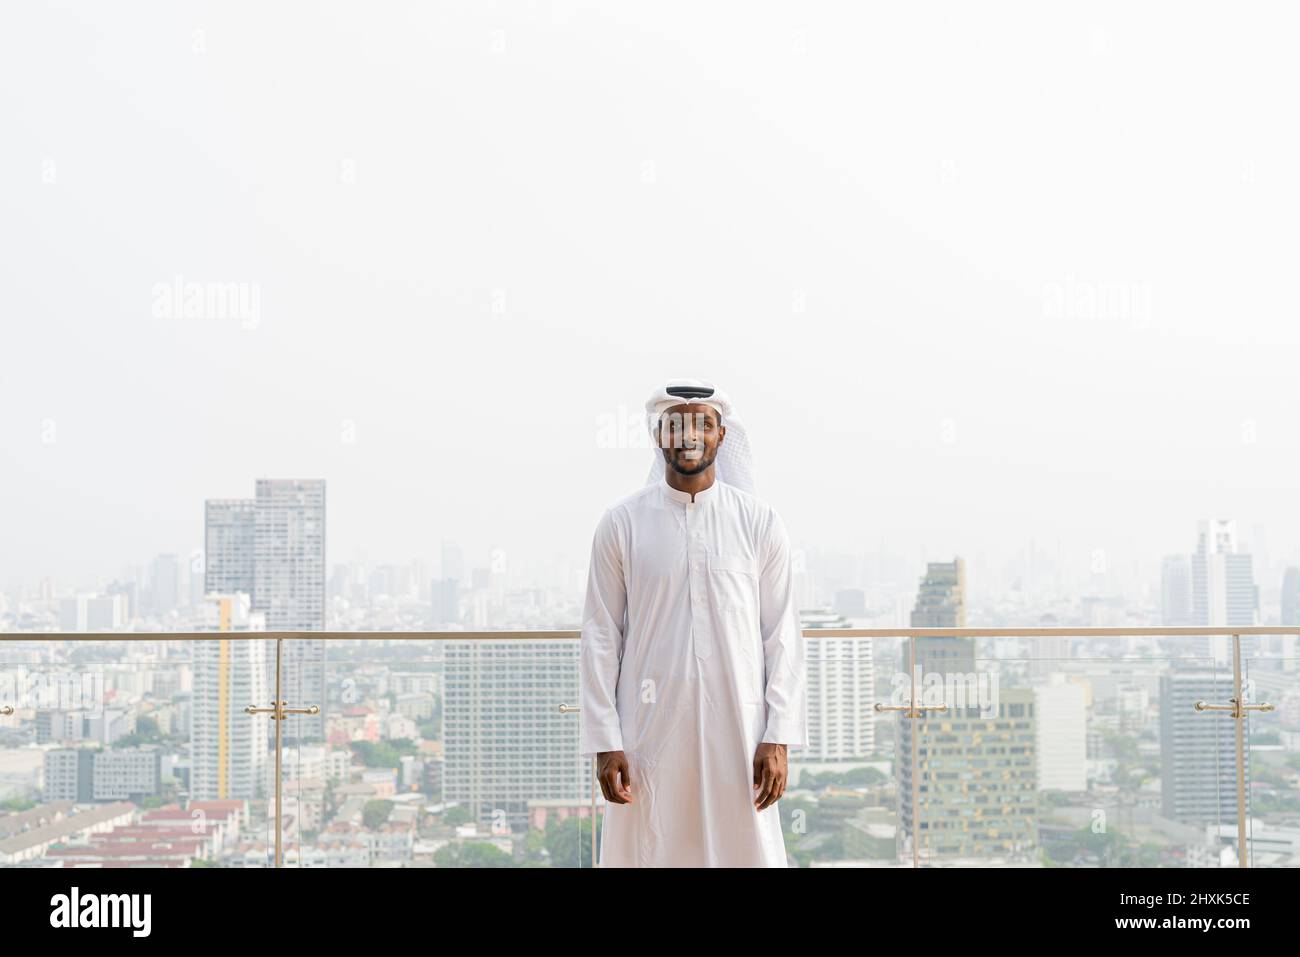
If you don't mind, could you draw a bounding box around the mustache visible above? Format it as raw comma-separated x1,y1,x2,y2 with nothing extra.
664,447,716,474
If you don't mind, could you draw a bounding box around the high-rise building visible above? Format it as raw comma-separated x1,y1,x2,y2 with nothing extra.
1192,520,1257,627
899,558,1038,860
1281,567,1300,626
899,688,1038,860
1035,675,1087,792
1191,520,1258,662
910,559,973,673
1161,554,1193,625
205,500,256,599
1278,568,1300,671
431,578,460,626
801,611,875,760
253,479,326,632
190,594,270,800
58,594,127,632
1030,630,1071,678
442,640,587,829
204,480,326,740
1160,668,1249,825
256,479,326,739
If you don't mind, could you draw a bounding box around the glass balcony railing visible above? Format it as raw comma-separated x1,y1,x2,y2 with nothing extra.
0,628,1293,868
916,639,1229,867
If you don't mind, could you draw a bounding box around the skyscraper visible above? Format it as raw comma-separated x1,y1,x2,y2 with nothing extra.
899,558,1039,861
1160,668,1248,826
1280,567,1300,626
204,500,256,598
899,689,1038,861
1035,674,1087,792
253,479,326,632
255,479,326,740
431,578,460,627
1192,520,1257,627
1191,520,1258,662
1160,554,1193,625
441,639,587,829
190,594,269,800
203,480,326,740
801,611,876,760
910,558,973,672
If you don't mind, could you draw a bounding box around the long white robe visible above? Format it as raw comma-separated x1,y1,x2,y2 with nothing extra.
579,476,807,867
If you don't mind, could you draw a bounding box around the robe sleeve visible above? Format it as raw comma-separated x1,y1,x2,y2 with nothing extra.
579,508,627,758
758,508,808,747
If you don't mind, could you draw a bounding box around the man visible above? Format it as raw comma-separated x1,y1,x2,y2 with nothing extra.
579,378,807,867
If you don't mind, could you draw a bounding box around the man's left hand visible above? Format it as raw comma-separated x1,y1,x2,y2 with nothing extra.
752,742,788,811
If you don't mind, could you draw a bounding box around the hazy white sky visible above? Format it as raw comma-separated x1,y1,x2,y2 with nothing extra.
3,2,1299,588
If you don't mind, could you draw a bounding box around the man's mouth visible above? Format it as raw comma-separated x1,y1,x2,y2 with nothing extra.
677,448,704,461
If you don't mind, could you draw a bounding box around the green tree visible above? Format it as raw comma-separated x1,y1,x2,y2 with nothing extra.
520,828,549,866
350,741,401,768
544,815,602,867
443,805,473,826
434,841,513,868
363,799,394,829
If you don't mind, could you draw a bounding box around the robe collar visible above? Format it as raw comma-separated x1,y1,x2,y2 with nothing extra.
660,474,721,507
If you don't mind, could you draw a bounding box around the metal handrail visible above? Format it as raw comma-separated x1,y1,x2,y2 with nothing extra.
3,625,1299,641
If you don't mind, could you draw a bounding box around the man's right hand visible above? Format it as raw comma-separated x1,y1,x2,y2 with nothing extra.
596,750,634,804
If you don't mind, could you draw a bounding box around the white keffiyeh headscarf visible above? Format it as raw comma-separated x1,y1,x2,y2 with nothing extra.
644,378,756,494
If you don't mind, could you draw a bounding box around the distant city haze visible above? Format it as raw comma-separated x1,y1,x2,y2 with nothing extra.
4,4,1300,607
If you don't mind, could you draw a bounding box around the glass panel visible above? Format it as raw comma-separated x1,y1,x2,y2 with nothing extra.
189,635,273,868
1242,631,1300,868
316,636,597,867
0,638,199,867
784,633,900,867
924,633,1231,867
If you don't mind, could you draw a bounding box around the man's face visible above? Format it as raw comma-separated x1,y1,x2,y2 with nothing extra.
655,402,725,477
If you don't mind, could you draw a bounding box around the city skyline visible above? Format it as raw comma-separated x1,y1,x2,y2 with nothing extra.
12,502,1300,636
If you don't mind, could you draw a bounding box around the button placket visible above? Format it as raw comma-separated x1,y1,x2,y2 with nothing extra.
687,502,711,660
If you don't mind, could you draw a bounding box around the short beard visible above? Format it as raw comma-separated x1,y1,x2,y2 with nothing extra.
663,447,716,477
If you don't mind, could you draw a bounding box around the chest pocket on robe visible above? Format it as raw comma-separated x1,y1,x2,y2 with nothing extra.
707,552,759,611
707,553,764,702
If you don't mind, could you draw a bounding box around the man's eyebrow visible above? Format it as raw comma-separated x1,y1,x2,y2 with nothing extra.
658,409,716,427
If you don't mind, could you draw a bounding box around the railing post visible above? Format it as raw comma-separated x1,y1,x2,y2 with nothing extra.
558,703,597,867
1192,632,1274,868
1233,633,1247,867
245,637,319,869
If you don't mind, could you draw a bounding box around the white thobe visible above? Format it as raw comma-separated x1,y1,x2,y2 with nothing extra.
579,476,807,867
